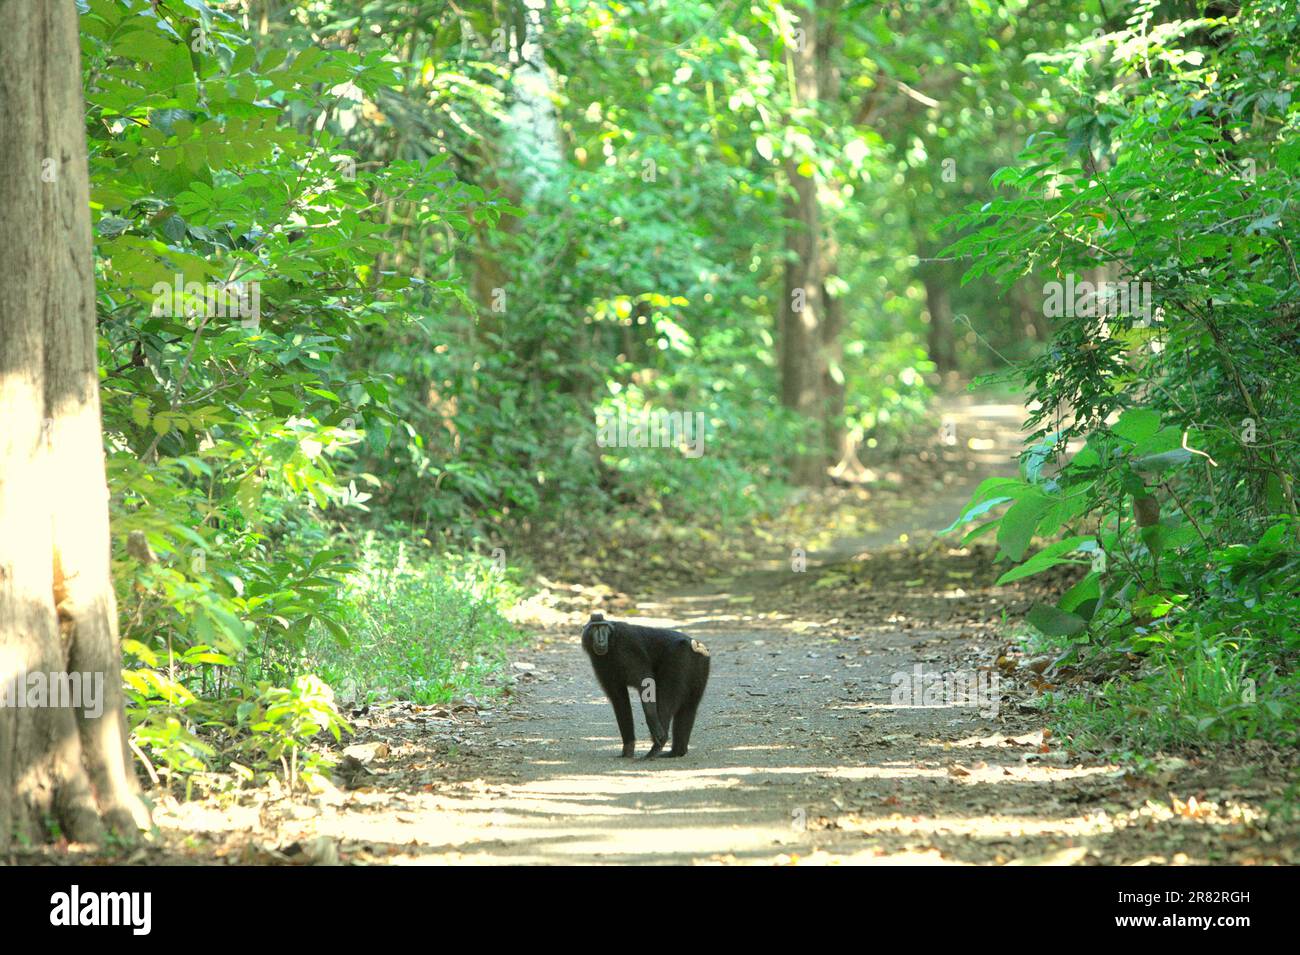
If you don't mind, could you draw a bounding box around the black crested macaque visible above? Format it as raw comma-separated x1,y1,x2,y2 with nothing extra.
581,613,710,759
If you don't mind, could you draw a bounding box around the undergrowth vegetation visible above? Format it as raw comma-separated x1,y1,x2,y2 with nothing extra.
306,537,526,708
946,2,1300,752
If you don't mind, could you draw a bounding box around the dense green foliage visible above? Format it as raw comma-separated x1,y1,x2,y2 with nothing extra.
947,0,1300,748
73,0,1297,789
83,0,523,787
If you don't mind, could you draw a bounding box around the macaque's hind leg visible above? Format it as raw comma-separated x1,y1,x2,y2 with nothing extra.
639,673,684,760
666,698,699,757
642,653,692,760
639,696,670,759
667,649,710,757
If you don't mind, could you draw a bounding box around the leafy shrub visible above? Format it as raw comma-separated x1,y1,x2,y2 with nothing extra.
82,1,509,790
306,535,526,706
943,1,1300,751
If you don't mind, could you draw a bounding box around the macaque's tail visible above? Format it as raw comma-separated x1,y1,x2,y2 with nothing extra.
690,642,710,698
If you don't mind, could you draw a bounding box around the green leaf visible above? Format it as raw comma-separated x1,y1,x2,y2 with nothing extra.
997,492,1052,562
230,42,255,74
995,535,1092,584
941,495,1012,535
1140,523,1167,558
1026,603,1088,637
941,476,1033,534
1060,573,1101,616
1130,448,1192,473
1111,407,1161,443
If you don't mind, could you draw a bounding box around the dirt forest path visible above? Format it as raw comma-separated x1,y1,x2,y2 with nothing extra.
274,397,1027,864
153,395,1292,866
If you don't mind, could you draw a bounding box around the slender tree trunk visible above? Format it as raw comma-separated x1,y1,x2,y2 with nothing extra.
817,6,845,466
780,5,826,485
821,272,845,459
0,0,149,848
1017,277,1051,341
921,263,957,375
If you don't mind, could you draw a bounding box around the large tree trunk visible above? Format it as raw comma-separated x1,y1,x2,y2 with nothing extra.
474,0,559,345
0,0,149,848
506,0,562,203
780,5,827,485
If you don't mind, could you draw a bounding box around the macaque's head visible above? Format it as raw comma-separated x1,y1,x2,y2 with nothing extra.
583,612,611,655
